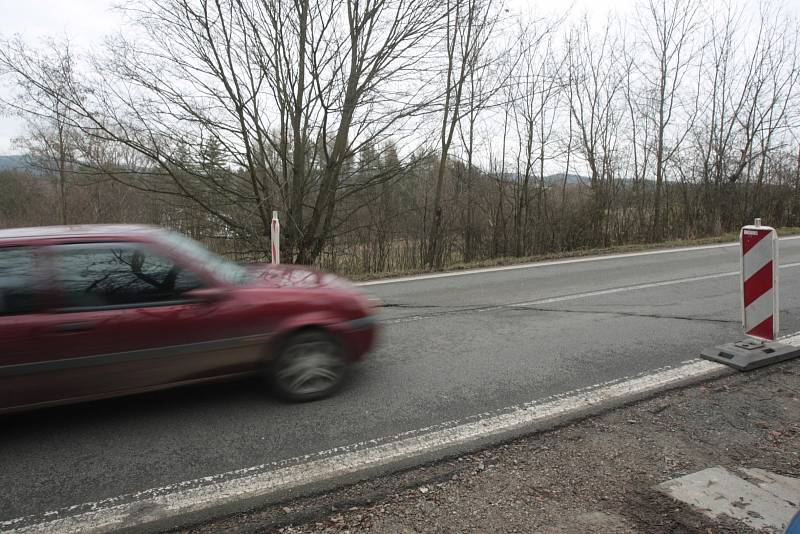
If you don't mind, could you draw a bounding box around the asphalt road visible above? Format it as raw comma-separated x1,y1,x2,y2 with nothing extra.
4,239,800,524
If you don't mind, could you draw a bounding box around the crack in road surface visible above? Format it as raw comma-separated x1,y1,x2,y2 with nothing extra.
508,306,740,325
382,302,738,326
380,263,800,325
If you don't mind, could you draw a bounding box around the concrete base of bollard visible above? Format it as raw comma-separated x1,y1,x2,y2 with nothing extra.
701,339,800,371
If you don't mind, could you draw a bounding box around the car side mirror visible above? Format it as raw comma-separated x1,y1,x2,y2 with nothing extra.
186,287,228,303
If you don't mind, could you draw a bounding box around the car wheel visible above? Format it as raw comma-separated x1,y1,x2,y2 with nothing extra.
270,330,346,402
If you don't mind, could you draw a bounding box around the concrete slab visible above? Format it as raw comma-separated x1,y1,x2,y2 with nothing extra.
657,466,798,532
740,468,800,508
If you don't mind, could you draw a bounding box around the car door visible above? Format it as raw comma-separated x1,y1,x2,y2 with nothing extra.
0,245,56,412
23,241,268,405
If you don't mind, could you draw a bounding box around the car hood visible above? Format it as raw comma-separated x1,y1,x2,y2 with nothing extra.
247,263,355,290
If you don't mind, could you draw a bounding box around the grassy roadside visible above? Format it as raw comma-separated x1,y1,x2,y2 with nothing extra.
348,227,800,282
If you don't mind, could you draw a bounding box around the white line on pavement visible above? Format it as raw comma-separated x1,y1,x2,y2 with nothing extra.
358,236,800,286
7,331,800,534
513,262,800,307
382,262,800,325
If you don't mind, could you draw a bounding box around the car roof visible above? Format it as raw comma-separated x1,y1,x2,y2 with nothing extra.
0,224,163,243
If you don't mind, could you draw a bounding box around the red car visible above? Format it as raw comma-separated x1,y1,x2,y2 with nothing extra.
0,225,379,413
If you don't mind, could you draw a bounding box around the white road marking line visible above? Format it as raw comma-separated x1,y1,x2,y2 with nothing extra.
512,263,800,307
382,262,800,324
8,330,800,534
358,236,800,286
511,271,739,307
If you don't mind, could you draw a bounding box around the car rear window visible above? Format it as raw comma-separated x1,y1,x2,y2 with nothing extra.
0,247,43,315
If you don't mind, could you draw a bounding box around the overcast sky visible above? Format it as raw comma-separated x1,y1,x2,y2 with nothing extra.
1,0,119,154
1,0,798,154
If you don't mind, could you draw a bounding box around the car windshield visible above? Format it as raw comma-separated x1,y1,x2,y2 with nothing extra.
162,231,251,285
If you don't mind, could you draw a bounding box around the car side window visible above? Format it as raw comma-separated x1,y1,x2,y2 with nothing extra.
0,247,43,315
54,244,203,309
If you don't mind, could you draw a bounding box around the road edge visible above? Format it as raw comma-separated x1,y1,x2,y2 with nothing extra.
3,359,741,534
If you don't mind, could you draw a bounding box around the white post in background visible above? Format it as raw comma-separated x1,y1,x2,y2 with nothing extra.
271,211,280,264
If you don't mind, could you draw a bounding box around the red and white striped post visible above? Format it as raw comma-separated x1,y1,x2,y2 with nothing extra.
740,218,778,341
703,218,800,369
271,211,281,265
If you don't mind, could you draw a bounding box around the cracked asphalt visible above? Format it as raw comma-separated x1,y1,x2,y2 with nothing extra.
3,239,800,525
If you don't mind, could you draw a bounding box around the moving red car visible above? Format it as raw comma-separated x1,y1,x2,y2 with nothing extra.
0,225,378,413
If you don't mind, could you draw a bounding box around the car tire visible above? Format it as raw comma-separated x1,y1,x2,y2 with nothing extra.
270,330,347,402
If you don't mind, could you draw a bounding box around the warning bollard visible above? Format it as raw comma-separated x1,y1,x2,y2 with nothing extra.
701,218,800,370
740,218,778,341
271,211,280,265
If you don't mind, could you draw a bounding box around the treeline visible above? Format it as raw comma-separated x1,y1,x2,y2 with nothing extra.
3,144,799,277
323,149,800,276
0,0,798,276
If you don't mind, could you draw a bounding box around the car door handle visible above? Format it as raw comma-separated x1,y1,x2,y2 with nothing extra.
53,321,95,333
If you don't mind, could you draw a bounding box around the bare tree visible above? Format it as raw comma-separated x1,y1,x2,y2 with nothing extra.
566,18,624,247
636,0,699,241
1,39,82,225
425,0,502,268
1,0,445,263
508,29,562,255
688,1,800,233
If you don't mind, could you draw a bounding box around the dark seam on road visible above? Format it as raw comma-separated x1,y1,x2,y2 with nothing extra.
381,304,507,323
508,306,739,325
382,302,738,326
380,303,443,309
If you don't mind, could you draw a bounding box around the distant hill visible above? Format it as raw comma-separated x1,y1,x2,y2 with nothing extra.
0,155,28,172
543,173,588,186
501,172,589,186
